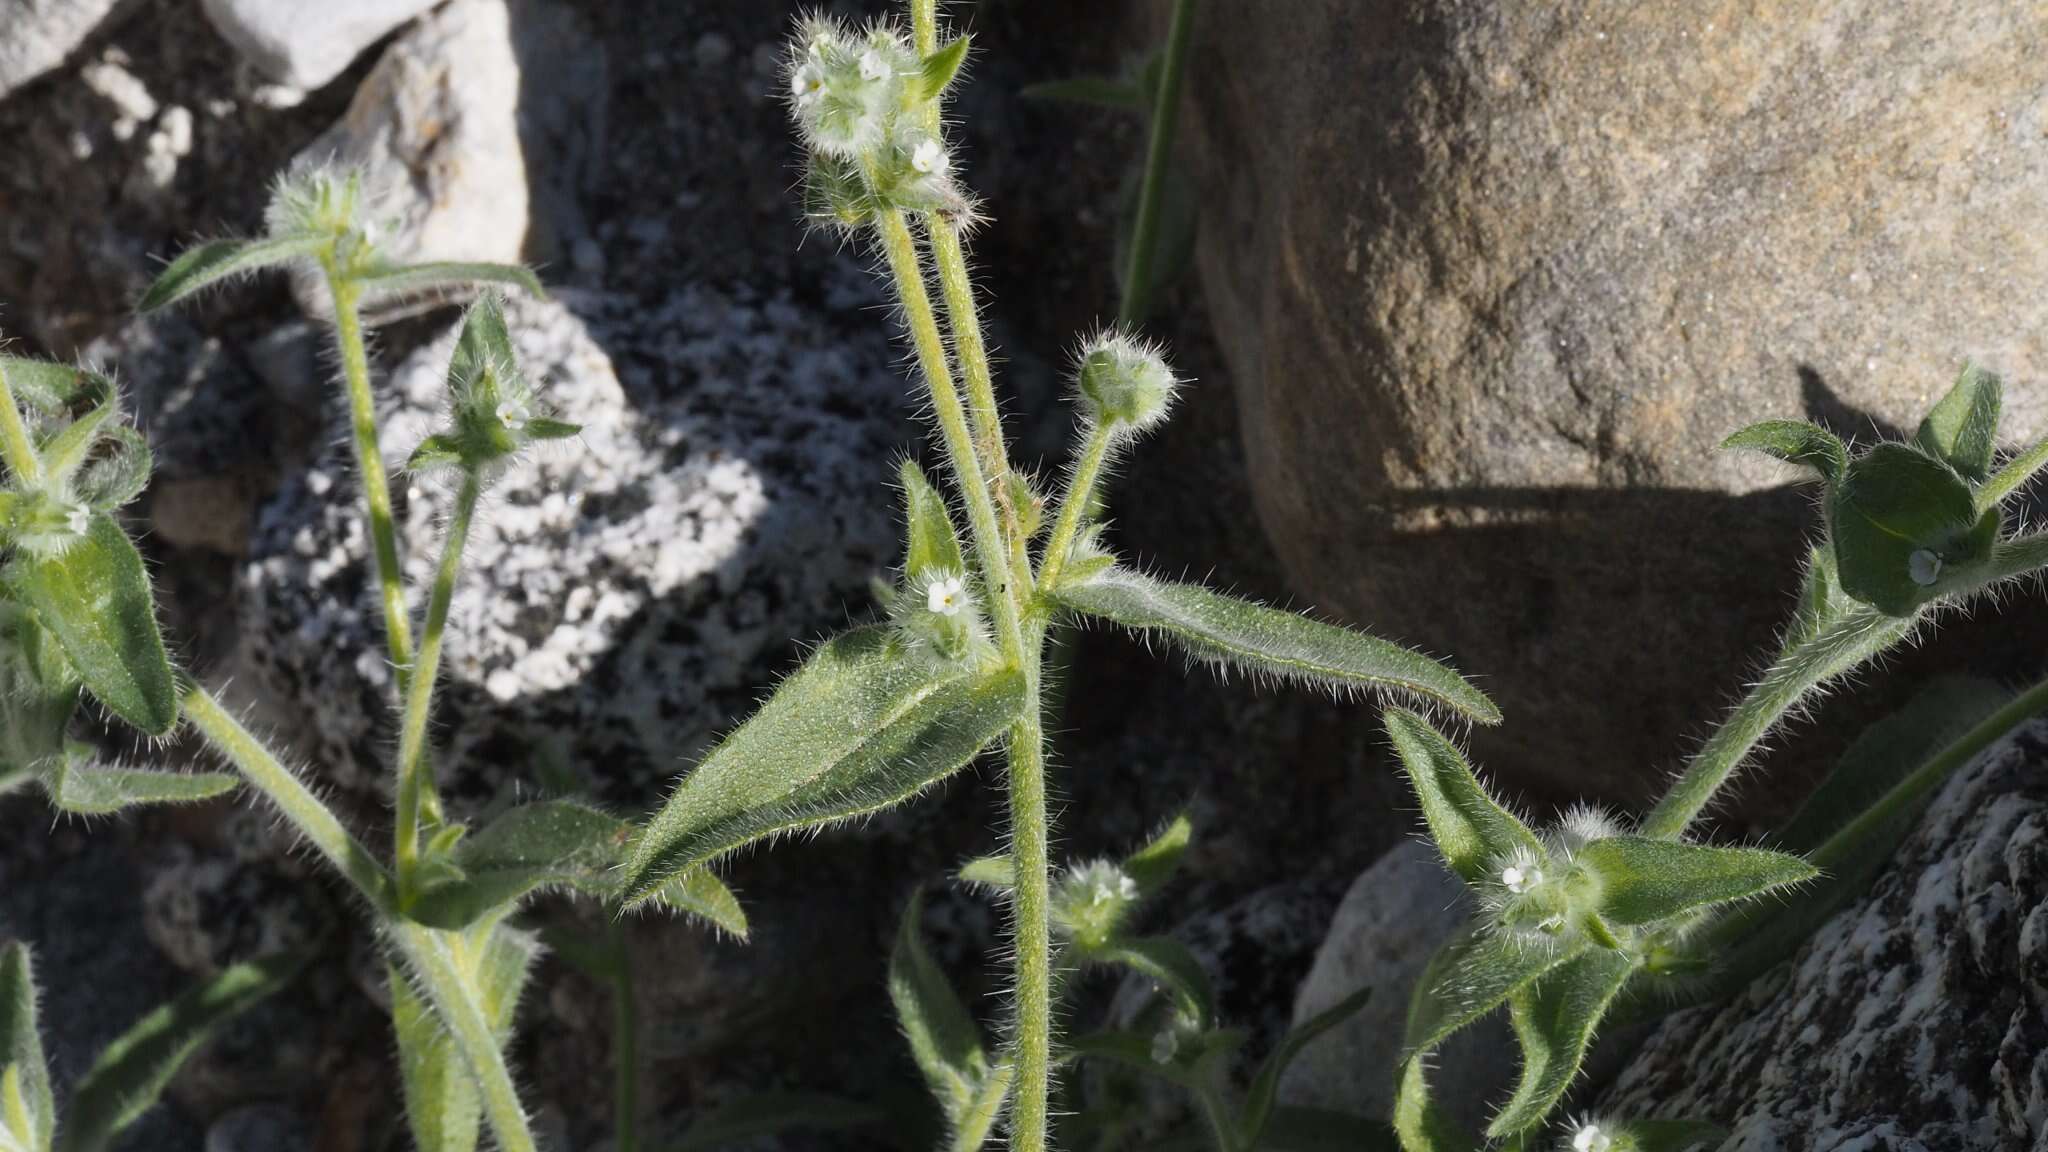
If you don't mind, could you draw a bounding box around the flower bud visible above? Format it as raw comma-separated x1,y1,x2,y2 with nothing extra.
1074,332,1178,434
1052,859,1140,951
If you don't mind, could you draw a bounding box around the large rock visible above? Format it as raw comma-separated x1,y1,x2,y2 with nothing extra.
1175,0,2048,803
199,0,440,91
0,0,137,100
1597,719,2048,1147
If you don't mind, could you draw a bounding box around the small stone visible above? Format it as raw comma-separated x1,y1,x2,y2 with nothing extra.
198,0,442,90
0,0,138,101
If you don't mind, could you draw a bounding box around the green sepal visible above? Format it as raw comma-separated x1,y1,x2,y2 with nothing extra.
1239,987,1373,1148
1089,936,1214,1027
138,234,330,313
889,889,990,1135
668,1094,886,1151
920,36,971,102
38,748,237,816
35,404,115,489
1486,949,1634,1138
1915,364,2001,481
352,261,543,301
0,943,53,1152
57,949,307,1152
620,627,1026,907
12,512,177,735
1576,836,1817,926
406,435,466,473
956,855,1014,890
1050,567,1500,724
900,459,966,581
1122,812,1192,896
1830,442,1998,616
1383,708,1543,885
1720,420,1848,484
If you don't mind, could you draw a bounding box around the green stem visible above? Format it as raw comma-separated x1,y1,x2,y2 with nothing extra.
1814,671,2048,871
1640,604,1916,840
393,471,481,907
1977,433,2048,510
1118,0,1197,328
182,686,392,909
875,210,1025,654
1004,661,1053,1152
611,919,639,1152
0,362,42,483
910,0,938,58
927,224,1033,581
1195,1081,1239,1152
1036,421,1114,593
388,923,540,1152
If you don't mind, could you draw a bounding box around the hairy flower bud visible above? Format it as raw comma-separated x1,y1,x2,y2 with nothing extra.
1074,332,1178,435
1051,859,1140,951
783,18,916,161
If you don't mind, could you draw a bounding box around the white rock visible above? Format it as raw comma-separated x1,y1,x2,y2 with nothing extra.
198,0,441,90
0,0,135,100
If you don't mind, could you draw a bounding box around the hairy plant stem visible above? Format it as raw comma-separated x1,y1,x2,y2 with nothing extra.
929,224,1032,581
1119,0,1196,327
1641,603,1915,840
611,919,639,1152
0,364,42,483
1978,437,2048,510
389,923,540,1152
1036,421,1113,593
393,471,482,908
182,685,391,907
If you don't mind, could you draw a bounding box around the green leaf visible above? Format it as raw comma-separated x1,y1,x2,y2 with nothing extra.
36,404,115,488
620,627,1026,907
392,967,481,1152
1258,1107,1400,1152
39,750,237,816
1122,812,1192,897
0,944,52,1152
1915,364,2002,481
900,459,966,581
138,234,330,312
354,261,543,301
667,1093,886,1151
70,427,151,512
1022,75,1144,111
1051,568,1499,724
652,868,749,940
1240,988,1372,1147
1391,1058,1479,1152
1090,936,1213,1026
957,855,1014,890
406,434,466,473
951,1061,1013,1152
0,359,107,418
1487,949,1634,1138
921,36,971,101
1577,837,1816,926
1382,708,1542,885
1404,930,1574,1055
1782,544,1840,653
57,949,305,1152
1830,442,1997,616
407,799,630,929
523,418,580,441
889,889,988,1132
1721,420,1848,484
13,512,177,735
387,920,542,1152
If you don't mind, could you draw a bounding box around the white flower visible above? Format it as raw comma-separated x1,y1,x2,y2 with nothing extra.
911,138,949,176
495,398,531,433
1501,863,1542,894
926,574,966,616
1571,1123,1612,1152
1908,548,1942,586
858,48,890,82
63,501,90,536
791,61,826,108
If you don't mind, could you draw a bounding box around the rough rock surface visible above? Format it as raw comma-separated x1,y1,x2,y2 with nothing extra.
1173,0,2048,806
236,285,907,805
198,0,440,91
1279,840,1515,1130
1597,719,2048,1147
0,0,136,99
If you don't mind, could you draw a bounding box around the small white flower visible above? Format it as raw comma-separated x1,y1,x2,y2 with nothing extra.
63,501,90,536
495,398,531,433
1571,1123,1612,1152
1908,548,1942,587
1150,1026,1179,1064
1502,863,1542,894
911,138,949,176
859,48,890,82
791,62,826,107
926,575,966,616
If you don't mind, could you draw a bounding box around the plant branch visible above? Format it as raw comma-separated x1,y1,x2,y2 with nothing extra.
1003,668,1053,1152
1978,434,2048,510
1119,0,1196,327
393,470,481,907
1036,420,1114,594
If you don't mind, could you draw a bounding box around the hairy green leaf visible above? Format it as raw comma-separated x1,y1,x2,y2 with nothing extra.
621,627,1025,906
13,513,177,735
0,359,107,418
653,869,749,939
1830,443,1996,616
1241,987,1372,1147
1721,420,1848,484
1577,837,1816,926
889,889,989,1133
1020,75,1144,110
40,751,237,816
0,944,52,1152
668,1093,887,1151
1487,949,1633,1138
138,235,329,312
392,971,481,1152
921,36,971,101
58,950,305,1152
1122,812,1192,896
1391,1058,1478,1152
354,261,543,301
388,920,541,1152
900,459,965,581
70,427,151,513
1052,569,1499,723
36,404,115,488
1383,708,1542,885
957,855,1014,890
1916,364,2001,481
407,434,466,473
409,799,631,929
1090,936,1213,1026
952,1061,1013,1152
1404,930,1574,1055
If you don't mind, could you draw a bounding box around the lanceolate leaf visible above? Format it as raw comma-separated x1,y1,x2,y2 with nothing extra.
1915,364,2002,481
920,36,971,101
0,944,52,1152
1121,812,1192,896
1404,930,1574,1056
58,950,306,1152
889,889,988,1130
70,427,151,512
387,921,542,1152
1392,1058,1479,1152
392,971,481,1152
1486,949,1633,1138
952,1062,1013,1152
408,799,630,929
1829,443,1996,616
40,751,237,816
621,628,1026,907
354,261,543,301
1091,936,1214,1026
138,234,330,312
956,855,1014,890
1051,568,1499,724
1576,837,1816,926
13,513,177,735
1721,420,1848,484
900,459,965,581
1383,708,1542,885
653,869,749,939
1240,987,1372,1147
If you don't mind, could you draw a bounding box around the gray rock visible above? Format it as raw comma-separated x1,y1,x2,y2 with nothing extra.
233,282,907,807
205,1103,315,1152
1279,840,1515,1131
0,0,137,100
1597,719,2048,1147
1172,0,2048,804
198,0,440,90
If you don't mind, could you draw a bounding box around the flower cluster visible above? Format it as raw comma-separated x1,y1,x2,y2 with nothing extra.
1480,806,1623,947
1051,859,1142,951
405,294,578,481
0,366,150,558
